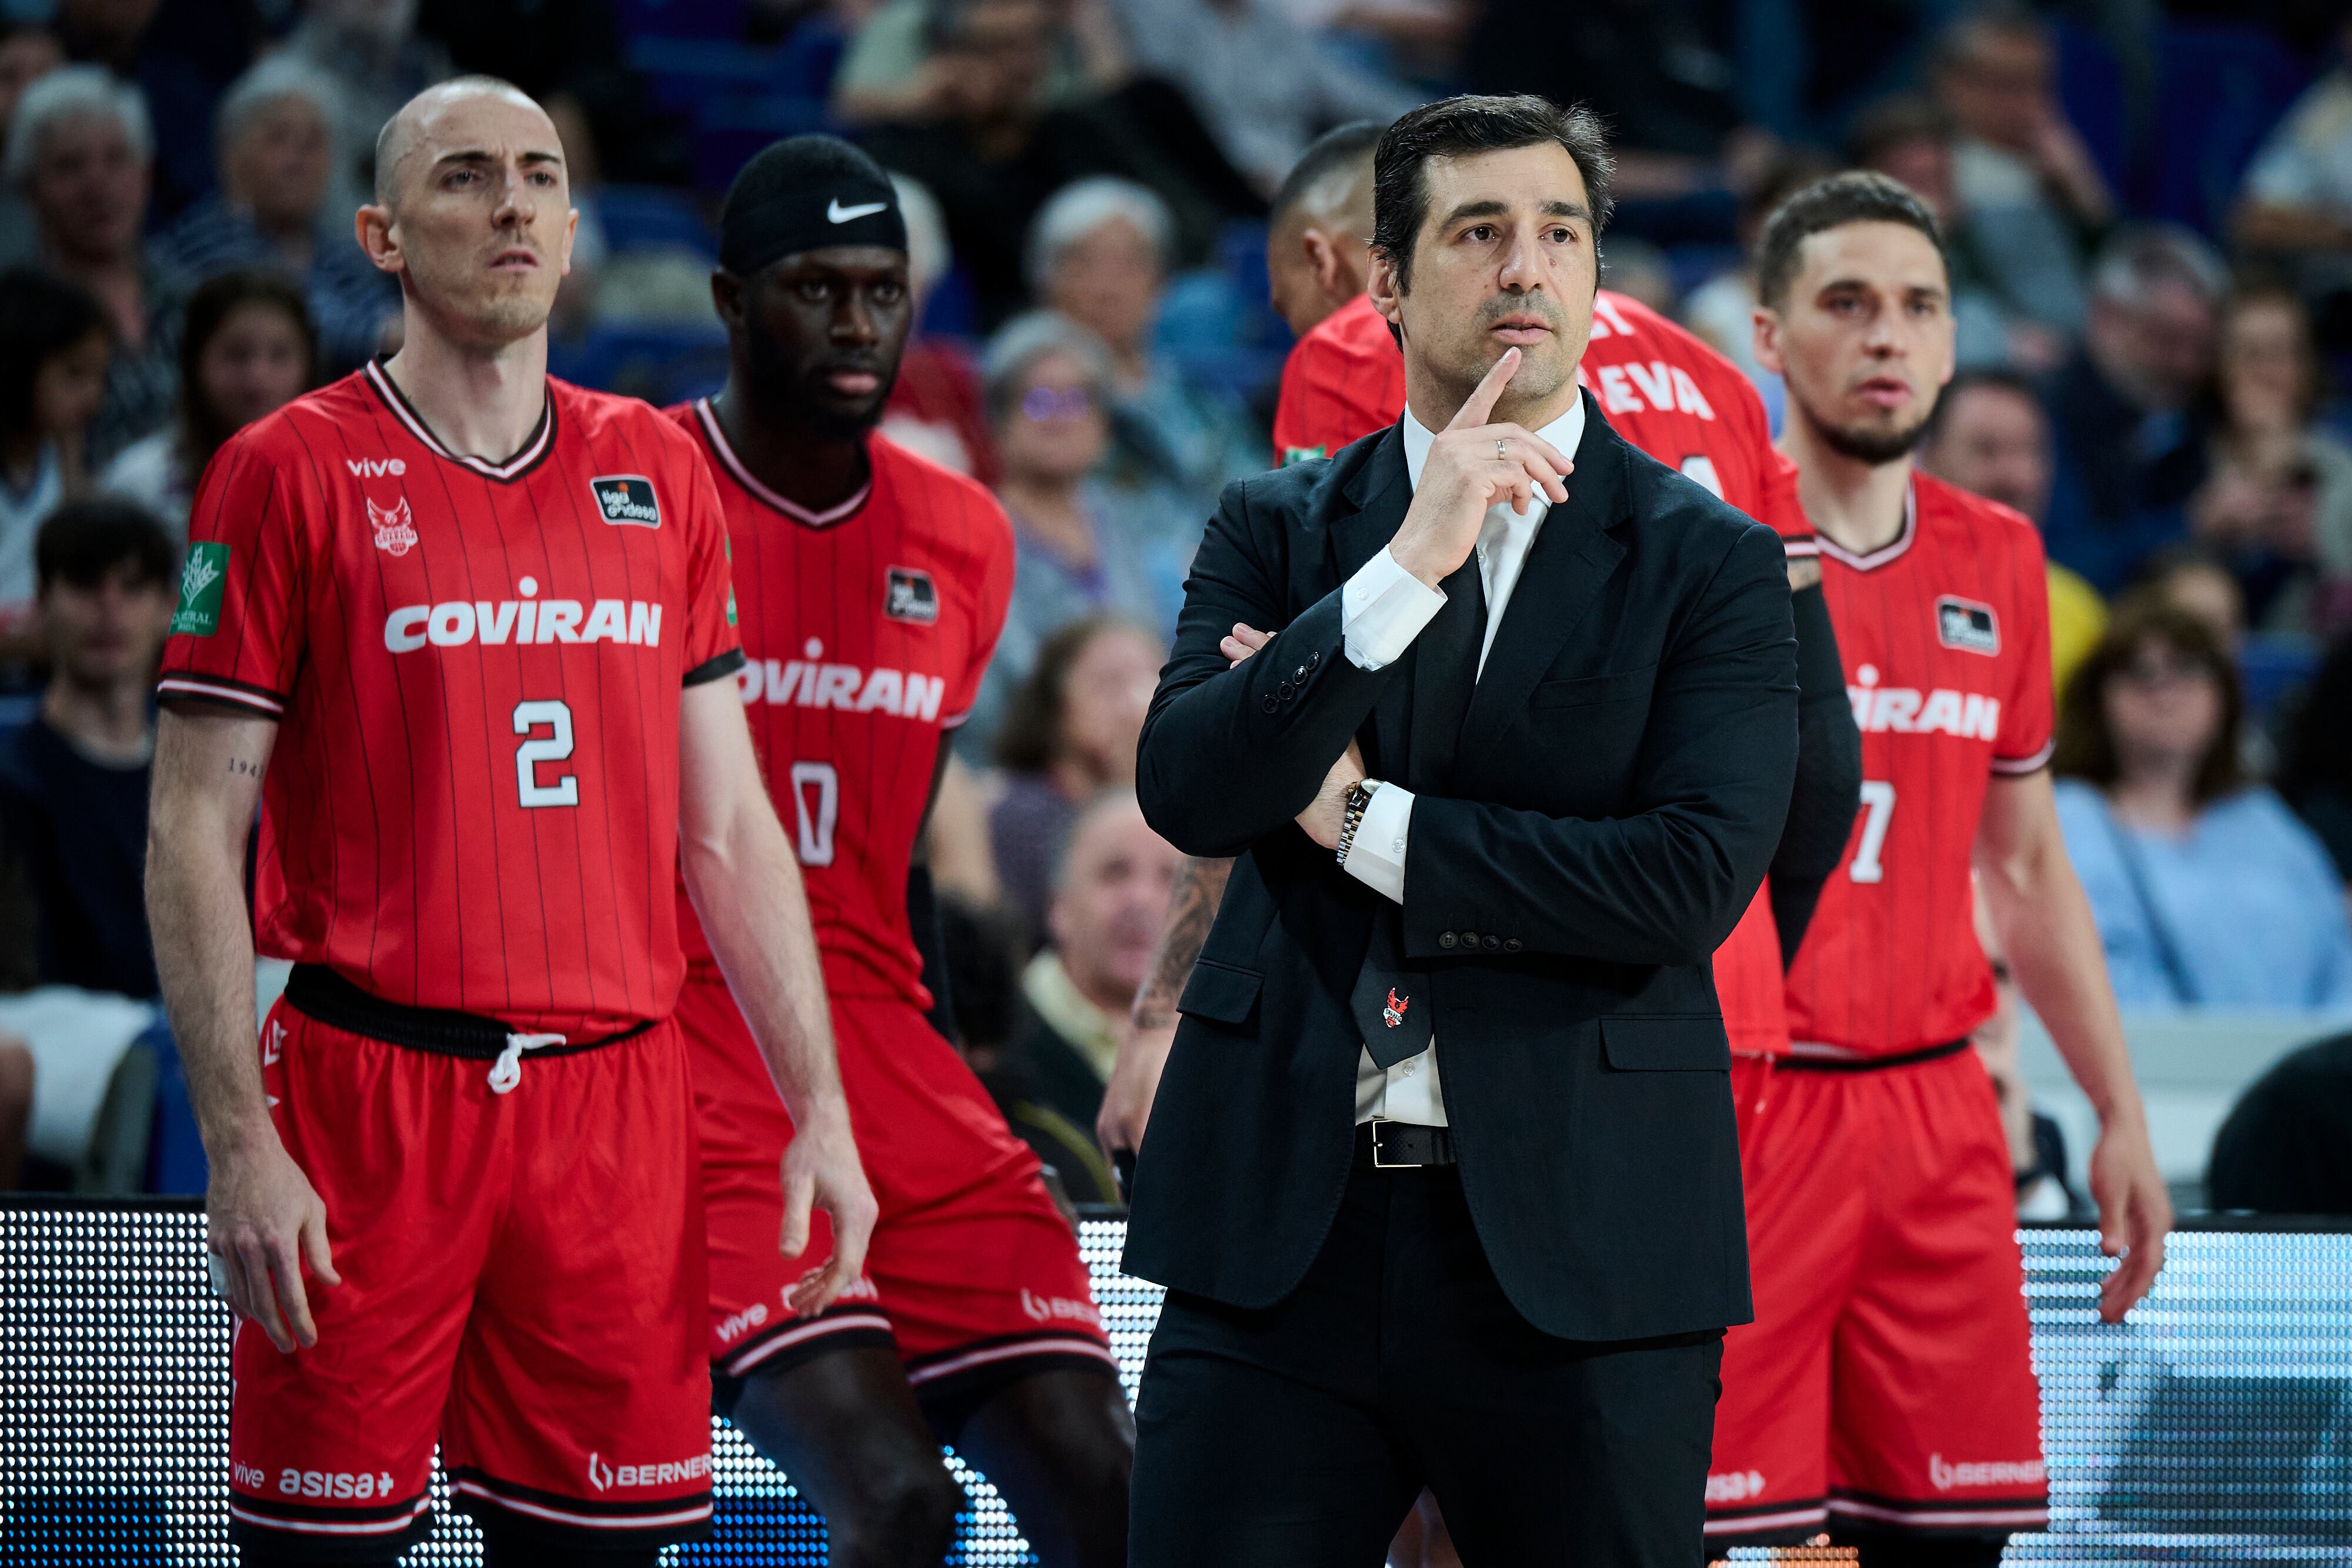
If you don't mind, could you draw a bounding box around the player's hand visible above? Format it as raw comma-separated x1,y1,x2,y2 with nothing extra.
1387,347,1572,589
777,1101,878,1318
1220,623,1270,667
207,1131,339,1353
1297,738,1366,851
2088,1112,2170,1323
1098,1014,1177,1162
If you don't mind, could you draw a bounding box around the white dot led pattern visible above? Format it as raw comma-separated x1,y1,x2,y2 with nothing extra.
5,1204,2350,1562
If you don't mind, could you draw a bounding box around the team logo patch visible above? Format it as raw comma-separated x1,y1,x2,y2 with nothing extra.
884,567,938,624
590,475,661,527
1935,596,1999,655
1383,988,1410,1028
367,495,418,557
173,543,230,637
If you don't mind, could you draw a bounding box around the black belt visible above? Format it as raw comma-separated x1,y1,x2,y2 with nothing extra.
1776,1037,1972,1073
1364,1119,1456,1168
283,964,652,1063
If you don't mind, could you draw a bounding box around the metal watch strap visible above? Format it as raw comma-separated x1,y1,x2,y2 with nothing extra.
1336,778,1382,864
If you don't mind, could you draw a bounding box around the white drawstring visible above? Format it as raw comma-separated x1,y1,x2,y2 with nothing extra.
488,1032,567,1094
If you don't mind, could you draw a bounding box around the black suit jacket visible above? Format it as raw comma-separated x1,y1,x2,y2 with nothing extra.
1128,396,1798,1343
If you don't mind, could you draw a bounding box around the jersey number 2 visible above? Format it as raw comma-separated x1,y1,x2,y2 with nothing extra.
1849,779,1896,883
790,761,838,866
512,700,579,808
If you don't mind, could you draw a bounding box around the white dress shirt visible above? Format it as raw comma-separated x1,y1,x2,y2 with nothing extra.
1338,396,1588,1126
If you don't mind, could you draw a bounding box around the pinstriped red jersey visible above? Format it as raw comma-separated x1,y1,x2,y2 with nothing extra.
669,402,1015,1008
1784,472,2056,1057
1269,288,1812,1054
156,365,744,1036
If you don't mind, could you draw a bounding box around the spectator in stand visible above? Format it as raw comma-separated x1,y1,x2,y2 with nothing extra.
834,0,1131,126
55,0,262,220
2188,286,2352,638
1842,95,2056,371
863,0,1264,329
1682,147,1831,394
0,500,175,1001
1929,4,2107,340
2040,226,2227,595
0,24,64,272
2053,600,2352,1009
0,272,112,634
993,788,1179,1203
8,66,181,468
985,613,1162,939
1262,118,1382,342
1110,0,1416,197
100,271,313,539
967,312,1190,748
157,58,396,375
2207,1030,2352,1216
283,0,455,218
877,171,999,483
1029,176,1261,517
2279,628,2352,881
2235,19,2352,340
1921,368,2107,694
2137,546,2247,652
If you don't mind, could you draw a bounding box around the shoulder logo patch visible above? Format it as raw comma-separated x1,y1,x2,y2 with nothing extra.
173,543,230,637
885,567,938,624
590,475,660,527
1935,596,1999,656
368,494,418,557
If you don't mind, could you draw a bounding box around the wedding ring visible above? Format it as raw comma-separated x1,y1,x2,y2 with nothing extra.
1496,437,1508,462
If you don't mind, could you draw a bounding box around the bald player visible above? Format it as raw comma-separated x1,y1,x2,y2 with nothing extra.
148,78,874,1567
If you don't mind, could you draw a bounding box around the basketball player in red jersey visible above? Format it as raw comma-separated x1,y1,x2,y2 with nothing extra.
1704,172,2169,1565
1102,125,1859,1167
145,81,874,1568
670,137,1131,1568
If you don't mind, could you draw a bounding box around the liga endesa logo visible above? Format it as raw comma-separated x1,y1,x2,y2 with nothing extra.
587,1450,711,1492
1020,1288,1102,1329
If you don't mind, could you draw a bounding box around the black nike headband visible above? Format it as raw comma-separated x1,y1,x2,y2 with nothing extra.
719,135,907,277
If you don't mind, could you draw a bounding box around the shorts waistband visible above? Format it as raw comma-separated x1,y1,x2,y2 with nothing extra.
1775,1037,1972,1073
283,964,653,1062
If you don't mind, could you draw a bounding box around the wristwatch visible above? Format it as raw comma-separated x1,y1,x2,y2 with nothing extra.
1336,778,1382,864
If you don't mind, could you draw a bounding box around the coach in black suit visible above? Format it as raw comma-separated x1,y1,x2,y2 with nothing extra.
1124,96,1800,1566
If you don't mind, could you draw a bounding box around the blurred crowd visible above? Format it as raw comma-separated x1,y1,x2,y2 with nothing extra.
4,0,2352,1200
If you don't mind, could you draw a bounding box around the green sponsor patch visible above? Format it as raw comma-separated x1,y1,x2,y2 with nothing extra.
1281,445,1328,467
173,542,230,637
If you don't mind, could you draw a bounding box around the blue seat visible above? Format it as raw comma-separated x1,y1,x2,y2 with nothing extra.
549,322,730,402
2133,24,2318,238
2054,20,2129,209
616,0,746,39
593,183,717,260
2239,632,2318,721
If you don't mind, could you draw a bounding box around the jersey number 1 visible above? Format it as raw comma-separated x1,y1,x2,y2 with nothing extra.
1849,779,1896,883
513,700,579,808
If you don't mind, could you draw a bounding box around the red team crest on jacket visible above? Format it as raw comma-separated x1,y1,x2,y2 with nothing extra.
1384,988,1409,1028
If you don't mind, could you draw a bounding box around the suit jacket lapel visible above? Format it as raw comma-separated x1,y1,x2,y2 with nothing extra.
1456,394,1631,781
1331,424,1415,781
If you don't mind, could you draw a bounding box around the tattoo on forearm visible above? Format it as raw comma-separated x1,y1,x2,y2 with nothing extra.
1131,856,1233,1028
224,755,262,778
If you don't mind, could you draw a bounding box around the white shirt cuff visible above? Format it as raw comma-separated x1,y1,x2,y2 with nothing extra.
1341,546,1445,671
1341,781,1414,904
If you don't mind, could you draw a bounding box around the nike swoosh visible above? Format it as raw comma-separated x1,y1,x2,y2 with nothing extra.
828,199,888,223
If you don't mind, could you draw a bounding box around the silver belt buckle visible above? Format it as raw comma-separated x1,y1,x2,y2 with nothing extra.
1370,1119,1416,1169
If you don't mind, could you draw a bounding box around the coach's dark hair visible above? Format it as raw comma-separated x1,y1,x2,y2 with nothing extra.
2054,595,2244,808
179,269,315,466
0,268,107,442
1369,95,1613,295
995,613,1156,773
1755,170,1948,310
1271,120,1386,225
35,497,177,596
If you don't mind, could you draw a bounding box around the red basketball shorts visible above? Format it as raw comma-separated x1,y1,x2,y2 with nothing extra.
1706,1044,2047,1544
681,967,1116,1405
228,995,712,1561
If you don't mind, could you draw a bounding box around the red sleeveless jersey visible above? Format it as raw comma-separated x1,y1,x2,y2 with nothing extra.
1269,290,1811,1054
1783,472,2056,1058
668,400,1015,1009
158,364,744,1035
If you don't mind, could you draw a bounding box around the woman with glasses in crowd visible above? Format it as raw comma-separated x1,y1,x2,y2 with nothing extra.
2053,597,2352,1008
